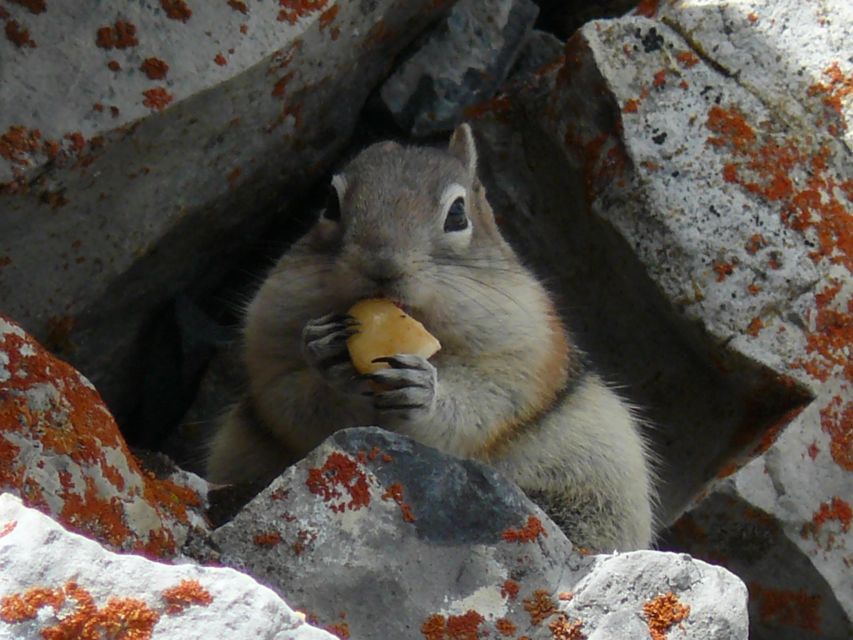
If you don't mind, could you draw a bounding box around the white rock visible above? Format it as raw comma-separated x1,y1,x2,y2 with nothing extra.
0,494,334,640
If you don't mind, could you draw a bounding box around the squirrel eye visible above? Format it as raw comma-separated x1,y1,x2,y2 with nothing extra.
323,185,341,221
443,197,468,232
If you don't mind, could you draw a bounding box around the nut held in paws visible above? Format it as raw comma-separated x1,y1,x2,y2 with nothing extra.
346,299,441,374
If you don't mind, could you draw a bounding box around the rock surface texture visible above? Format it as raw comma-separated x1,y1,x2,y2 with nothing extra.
211,427,748,639
0,0,453,420
465,1,851,637
0,316,207,557
0,493,334,640
380,0,538,136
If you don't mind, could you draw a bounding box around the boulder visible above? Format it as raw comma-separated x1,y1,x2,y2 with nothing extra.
380,0,538,136
0,0,455,421
0,315,207,558
0,493,334,640
211,427,748,639
465,0,851,636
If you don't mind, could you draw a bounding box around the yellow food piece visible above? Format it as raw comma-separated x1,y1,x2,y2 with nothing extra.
346,298,441,374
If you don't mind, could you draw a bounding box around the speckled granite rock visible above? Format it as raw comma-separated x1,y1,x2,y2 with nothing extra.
210,427,747,639
380,0,538,136
0,316,208,558
466,1,851,637
0,0,454,419
0,493,334,640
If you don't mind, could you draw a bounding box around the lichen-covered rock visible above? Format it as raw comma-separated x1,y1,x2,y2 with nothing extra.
0,493,334,640
465,1,851,637
0,316,207,558
0,0,454,419
210,427,747,639
380,0,538,136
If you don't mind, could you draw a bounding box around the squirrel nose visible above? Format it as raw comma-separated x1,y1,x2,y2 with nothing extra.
365,255,405,287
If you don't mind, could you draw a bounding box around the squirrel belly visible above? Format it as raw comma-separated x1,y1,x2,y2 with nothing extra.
205,124,656,551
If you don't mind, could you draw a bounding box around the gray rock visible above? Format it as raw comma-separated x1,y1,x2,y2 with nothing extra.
0,0,452,420
0,494,335,640
0,315,209,558
211,427,747,639
467,1,852,637
380,0,538,136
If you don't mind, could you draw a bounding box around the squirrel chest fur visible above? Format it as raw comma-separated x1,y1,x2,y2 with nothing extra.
207,124,655,552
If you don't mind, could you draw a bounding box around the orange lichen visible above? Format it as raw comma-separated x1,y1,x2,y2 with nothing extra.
0,125,41,166
549,614,585,640
253,531,283,547
381,482,416,523
502,515,547,543
817,394,852,470
5,19,35,47
107,60,121,71
806,62,852,135
1,587,65,623
227,0,248,13
807,441,820,460
142,87,173,111
675,51,699,68
422,614,446,640
161,579,213,614
642,593,690,640
501,579,520,600
421,610,484,640
0,520,16,538
749,583,821,632
161,0,192,22
495,618,516,636
319,4,338,30
623,99,639,113
272,72,294,98
747,317,764,337
712,260,734,281
305,452,370,512
95,21,138,49
2,581,160,639
747,12,758,23
381,453,393,463
707,105,756,151
140,57,169,80
789,280,849,380
523,589,556,625
558,592,574,601
801,496,852,542
8,0,46,14
745,233,767,254
277,0,328,24
325,621,351,639
634,0,659,18
214,53,227,66
653,69,667,88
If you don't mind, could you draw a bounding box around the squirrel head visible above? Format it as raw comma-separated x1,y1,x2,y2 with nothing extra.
306,124,516,316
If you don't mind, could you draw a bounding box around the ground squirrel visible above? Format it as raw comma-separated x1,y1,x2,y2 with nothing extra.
207,124,655,551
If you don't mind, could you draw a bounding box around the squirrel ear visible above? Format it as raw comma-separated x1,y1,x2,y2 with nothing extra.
448,123,477,177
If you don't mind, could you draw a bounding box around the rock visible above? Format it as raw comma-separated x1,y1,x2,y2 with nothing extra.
465,1,852,637
380,0,538,136
0,0,455,422
0,316,208,558
211,427,748,638
0,493,334,640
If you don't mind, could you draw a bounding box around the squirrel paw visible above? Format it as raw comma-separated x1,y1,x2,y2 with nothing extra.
302,313,362,393
367,354,438,421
